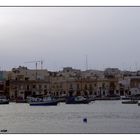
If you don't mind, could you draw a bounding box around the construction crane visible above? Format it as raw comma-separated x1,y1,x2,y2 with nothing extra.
24,60,43,70
24,60,43,80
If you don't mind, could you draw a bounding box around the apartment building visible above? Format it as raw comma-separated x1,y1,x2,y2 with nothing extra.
3,66,139,99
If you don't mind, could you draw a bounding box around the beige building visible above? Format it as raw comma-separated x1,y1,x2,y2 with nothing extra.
6,66,50,99
8,66,49,81
8,80,50,100
3,66,126,99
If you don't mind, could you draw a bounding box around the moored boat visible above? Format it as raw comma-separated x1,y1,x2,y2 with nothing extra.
122,100,138,104
29,96,58,106
86,95,95,102
66,96,90,104
120,96,131,100
121,94,140,104
130,94,140,100
0,95,9,104
95,96,120,100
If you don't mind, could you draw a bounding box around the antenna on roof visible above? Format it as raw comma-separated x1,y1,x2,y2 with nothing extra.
135,62,138,71
85,55,88,70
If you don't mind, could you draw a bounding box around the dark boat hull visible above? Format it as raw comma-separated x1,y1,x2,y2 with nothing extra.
122,100,138,104
29,101,58,106
0,101,9,104
87,97,95,102
95,97,120,100
66,100,90,104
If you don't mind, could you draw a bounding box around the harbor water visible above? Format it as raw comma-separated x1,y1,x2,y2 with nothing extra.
0,101,140,133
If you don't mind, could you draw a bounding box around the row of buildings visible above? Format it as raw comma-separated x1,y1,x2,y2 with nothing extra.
0,66,140,100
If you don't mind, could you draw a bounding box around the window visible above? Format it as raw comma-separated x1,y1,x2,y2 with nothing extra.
84,84,87,90
102,83,105,88
60,84,62,88
89,84,92,90
94,91,97,95
69,84,73,89
25,77,29,80
39,85,42,89
77,84,79,89
27,85,29,90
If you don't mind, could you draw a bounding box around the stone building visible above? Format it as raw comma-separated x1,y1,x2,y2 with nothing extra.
2,66,136,99
8,80,50,100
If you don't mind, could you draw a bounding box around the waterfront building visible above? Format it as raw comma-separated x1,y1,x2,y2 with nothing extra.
8,79,50,100
82,69,104,78
2,66,140,100
118,76,140,96
0,71,9,97
130,76,140,89
5,66,50,99
8,66,49,81
104,68,121,77
0,81,5,95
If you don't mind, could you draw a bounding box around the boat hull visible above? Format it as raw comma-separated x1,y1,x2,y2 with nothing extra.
66,100,90,104
122,100,138,104
65,96,90,104
0,101,9,104
95,97,120,100
29,101,58,106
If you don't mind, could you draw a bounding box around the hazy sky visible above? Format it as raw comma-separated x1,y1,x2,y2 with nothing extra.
0,7,140,71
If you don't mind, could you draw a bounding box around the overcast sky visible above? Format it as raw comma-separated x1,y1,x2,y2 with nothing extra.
0,7,140,71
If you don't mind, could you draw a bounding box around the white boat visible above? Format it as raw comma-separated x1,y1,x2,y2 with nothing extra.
28,96,58,106
0,96,9,104
120,96,131,100
66,96,90,104
121,95,139,104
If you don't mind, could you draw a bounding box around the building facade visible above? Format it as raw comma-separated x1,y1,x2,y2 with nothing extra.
2,66,140,99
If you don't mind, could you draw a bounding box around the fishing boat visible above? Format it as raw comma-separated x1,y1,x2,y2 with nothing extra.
28,96,58,106
66,96,90,104
120,96,131,100
130,94,140,100
95,96,120,100
86,95,95,102
0,95,9,104
121,94,140,104
122,100,138,104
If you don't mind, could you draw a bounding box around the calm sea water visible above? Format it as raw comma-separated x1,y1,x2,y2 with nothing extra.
0,101,140,134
